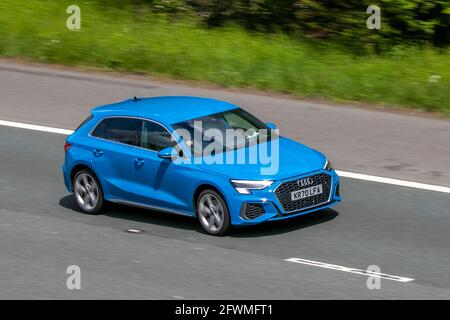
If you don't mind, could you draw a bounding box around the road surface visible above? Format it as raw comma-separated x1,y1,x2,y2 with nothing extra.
0,60,449,299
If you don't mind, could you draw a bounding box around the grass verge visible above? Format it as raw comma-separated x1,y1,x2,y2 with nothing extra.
1,0,449,115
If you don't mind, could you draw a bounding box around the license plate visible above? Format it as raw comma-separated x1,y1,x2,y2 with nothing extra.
291,184,323,201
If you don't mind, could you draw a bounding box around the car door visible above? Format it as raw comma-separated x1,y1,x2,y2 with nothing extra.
132,119,194,212
89,117,142,202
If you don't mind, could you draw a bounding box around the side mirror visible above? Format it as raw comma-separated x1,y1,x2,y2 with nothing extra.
158,147,176,159
265,122,277,130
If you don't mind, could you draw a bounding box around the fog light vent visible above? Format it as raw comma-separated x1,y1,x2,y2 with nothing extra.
243,203,265,220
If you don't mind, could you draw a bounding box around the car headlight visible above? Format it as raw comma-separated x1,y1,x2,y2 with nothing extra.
230,180,274,194
324,158,334,171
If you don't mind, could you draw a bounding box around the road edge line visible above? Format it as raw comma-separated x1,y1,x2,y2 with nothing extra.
1,119,449,194
0,120,74,135
336,170,450,194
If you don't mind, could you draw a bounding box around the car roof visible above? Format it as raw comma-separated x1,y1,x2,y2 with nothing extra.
91,96,240,125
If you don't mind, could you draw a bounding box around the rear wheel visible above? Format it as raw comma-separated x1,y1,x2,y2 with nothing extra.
73,169,104,214
196,190,230,236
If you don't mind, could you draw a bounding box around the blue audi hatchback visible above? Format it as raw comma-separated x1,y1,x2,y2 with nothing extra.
62,96,341,235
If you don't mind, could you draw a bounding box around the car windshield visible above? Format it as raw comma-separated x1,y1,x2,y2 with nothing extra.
172,108,277,156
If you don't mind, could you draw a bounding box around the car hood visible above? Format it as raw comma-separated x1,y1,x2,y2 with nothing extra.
196,137,326,181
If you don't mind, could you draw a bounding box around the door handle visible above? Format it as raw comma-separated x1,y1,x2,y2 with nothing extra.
134,158,146,166
93,149,103,157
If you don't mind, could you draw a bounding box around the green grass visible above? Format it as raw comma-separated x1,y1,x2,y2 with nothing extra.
1,0,450,115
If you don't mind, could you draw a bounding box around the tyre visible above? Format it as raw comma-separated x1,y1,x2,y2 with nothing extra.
196,189,231,236
73,169,104,214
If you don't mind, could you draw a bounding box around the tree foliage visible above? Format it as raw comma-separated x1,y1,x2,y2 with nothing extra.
115,0,450,48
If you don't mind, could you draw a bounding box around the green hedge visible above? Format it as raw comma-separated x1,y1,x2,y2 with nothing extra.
130,0,450,50
0,0,449,114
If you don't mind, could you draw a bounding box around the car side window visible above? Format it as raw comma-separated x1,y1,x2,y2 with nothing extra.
141,120,176,151
91,117,141,146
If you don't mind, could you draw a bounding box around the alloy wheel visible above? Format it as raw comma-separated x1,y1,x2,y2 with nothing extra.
74,172,99,212
198,193,225,233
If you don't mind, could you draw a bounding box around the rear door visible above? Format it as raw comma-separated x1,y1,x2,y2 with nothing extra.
89,117,142,202
132,119,192,211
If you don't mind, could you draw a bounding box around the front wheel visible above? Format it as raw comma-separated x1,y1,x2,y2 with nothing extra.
73,169,104,214
196,190,231,236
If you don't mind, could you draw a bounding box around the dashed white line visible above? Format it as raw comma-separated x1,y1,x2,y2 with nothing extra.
1,119,449,194
285,257,415,283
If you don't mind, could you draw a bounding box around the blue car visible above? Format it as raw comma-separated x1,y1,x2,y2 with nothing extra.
62,96,341,235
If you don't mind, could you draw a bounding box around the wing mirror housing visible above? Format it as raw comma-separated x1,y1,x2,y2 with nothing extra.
158,147,184,160
158,147,176,159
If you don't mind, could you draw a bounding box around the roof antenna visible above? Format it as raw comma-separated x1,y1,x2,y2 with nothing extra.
133,96,140,102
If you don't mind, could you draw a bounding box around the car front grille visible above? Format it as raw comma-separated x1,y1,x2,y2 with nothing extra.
275,173,332,213
242,203,265,220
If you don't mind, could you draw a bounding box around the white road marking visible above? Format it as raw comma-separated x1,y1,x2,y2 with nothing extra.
126,228,144,234
336,170,450,194
285,257,415,283
0,120,74,135
45,231,59,235
1,119,449,194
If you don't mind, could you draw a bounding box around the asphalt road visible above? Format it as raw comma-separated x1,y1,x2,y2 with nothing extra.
0,61,449,299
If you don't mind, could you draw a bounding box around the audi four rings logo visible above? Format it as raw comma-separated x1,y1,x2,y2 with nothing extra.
297,177,314,187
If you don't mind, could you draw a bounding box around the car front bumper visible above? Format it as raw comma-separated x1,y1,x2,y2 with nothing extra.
226,169,341,226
